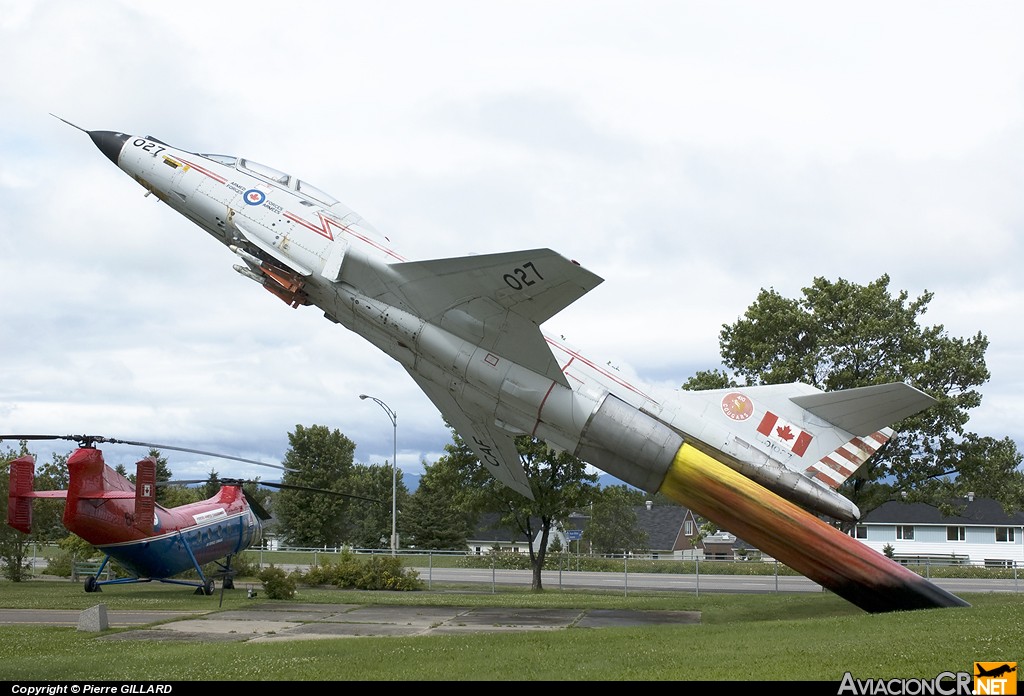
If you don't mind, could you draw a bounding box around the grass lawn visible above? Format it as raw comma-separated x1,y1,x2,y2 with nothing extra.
0,580,1020,681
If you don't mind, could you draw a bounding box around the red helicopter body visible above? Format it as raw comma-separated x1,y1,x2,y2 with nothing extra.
8,446,263,594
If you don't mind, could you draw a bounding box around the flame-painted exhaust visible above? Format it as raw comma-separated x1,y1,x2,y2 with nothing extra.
659,443,970,613
574,393,969,613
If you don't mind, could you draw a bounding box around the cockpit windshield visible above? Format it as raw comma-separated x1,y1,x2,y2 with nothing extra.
295,180,339,206
203,154,237,166
239,159,290,185
200,154,341,207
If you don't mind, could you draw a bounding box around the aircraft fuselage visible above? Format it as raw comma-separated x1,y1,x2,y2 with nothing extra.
72,125,970,612
96,131,865,518
64,447,260,579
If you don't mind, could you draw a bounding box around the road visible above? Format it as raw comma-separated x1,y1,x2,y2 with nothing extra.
407,566,1022,595
33,555,1022,597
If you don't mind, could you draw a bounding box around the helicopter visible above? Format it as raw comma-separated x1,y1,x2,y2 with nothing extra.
3,434,376,595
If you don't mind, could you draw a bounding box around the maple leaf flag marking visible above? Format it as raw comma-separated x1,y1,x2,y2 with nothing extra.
757,412,813,456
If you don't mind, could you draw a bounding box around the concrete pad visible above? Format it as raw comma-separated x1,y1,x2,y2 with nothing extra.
83,604,703,643
251,622,429,642
211,609,343,622
158,618,303,637
452,607,583,628
339,605,472,626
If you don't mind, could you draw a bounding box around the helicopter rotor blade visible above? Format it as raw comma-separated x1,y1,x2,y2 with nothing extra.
97,437,296,472
241,490,273,521
0,434,72,441
256,480,382,503
159,478,380,505
0,434,297,472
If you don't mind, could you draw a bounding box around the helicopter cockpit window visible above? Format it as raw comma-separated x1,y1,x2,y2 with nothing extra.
239,159,291,185
203,154,237,166
296,180,339,207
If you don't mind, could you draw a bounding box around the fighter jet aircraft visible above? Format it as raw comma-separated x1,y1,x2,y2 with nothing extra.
58,117,969,613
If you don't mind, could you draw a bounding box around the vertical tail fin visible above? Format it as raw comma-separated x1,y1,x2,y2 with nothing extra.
134,457,156,534
804,428,892,490
7,455,36,534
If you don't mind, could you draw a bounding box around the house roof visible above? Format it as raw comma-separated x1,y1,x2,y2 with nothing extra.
861,497,1024,526
633,504,692,551
468,505,700,550
469,512,535,543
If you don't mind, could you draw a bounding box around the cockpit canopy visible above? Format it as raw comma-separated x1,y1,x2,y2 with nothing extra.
201,153,340,208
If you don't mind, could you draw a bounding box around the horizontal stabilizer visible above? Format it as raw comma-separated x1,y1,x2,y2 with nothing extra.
76,490,135,500
790,383,937,436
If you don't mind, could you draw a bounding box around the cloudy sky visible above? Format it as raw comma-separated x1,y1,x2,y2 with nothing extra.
2,1,1022,487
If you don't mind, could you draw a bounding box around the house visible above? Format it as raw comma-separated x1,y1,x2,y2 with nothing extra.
701,531,760,561
852,495,1024,567
466,502,704,558
466,512,538,555
634,501,703,559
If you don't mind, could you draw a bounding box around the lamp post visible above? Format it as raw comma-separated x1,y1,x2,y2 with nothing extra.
359,394,397,555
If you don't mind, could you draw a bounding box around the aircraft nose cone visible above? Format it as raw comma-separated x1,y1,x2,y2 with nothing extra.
88,130,130,166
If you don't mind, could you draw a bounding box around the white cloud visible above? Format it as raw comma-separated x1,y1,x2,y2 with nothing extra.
2,0,1022,483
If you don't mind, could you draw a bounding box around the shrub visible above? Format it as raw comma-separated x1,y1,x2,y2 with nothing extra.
226,553,260,579
301,552,423,591
356,556,422,591
259,565,298,599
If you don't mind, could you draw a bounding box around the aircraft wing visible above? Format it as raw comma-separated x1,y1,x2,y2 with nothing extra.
405,369,534,500
389,248,602,325
387,249,603,386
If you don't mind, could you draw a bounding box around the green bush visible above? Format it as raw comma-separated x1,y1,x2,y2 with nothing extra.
259,565,298,599
457,548,535,570
301,552,423,591
303,551,365,587
356,556,422,591
45,535,97,577
223,553,260,579
44,552,73,578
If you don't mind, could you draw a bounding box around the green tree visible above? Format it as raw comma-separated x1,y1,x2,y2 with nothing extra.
202,468,221,500
343,462,407,549
159,484,206,508
273,424,357,547
29,452,70,543
123,448,177,505
584,484,649,555
710,274,1024,518
441,428,598,591
404,457,474,550
0,442,33,580
682,368,737,391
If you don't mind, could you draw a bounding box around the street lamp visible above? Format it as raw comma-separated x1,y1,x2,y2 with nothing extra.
359,394,397,555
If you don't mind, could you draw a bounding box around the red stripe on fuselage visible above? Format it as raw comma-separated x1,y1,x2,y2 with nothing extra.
546,338,655,402
178,158,228,184
283,211,406,262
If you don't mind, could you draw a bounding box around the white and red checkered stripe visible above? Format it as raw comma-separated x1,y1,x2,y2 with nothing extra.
804,429,891,489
